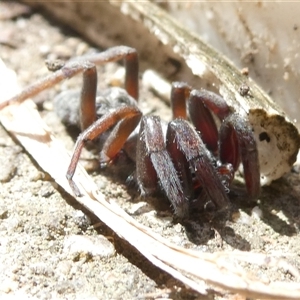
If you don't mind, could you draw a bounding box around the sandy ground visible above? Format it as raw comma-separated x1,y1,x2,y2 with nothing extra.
1,3,300,300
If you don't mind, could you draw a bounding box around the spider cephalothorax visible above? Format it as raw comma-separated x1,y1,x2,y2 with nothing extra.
2,46,260,219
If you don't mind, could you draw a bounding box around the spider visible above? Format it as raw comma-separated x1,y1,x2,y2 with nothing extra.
2,46,260,219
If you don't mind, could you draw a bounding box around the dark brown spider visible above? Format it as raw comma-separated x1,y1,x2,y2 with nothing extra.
2,46,260,219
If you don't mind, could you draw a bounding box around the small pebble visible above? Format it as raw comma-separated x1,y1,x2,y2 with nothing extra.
72,210,91,229
63,234,115,258
232,210,251,225
251,206,263,219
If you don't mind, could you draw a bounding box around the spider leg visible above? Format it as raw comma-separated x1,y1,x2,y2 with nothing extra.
167,118,230,211
99,114,141,166
189,89,231,120
0,60,97,110
165,119,194,201
219,113,260,199
0,46,139,113
170,85,230,154
188,89,260,198
67,106,142,196
82,46,139,101
170,82,191,119
136,115,188,218
79,65,97,130
57,46,139,132
188,89,233,155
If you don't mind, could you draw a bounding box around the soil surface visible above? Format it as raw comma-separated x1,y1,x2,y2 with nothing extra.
1,3,300,300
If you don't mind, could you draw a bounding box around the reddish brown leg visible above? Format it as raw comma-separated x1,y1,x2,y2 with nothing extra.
188,89,231,120
0,60,97,110
67,106,142,196
188,89,232,154
170,82,191,119
170,85,231,154
188,89,260,198
0,46,139,118
136,115,188,218
188,90,220,154
81,46,139,100
167,118,230,211
79,66,97,130
99,114,141,166
74,46,139,131
219,113,260,198
165,119,194,201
